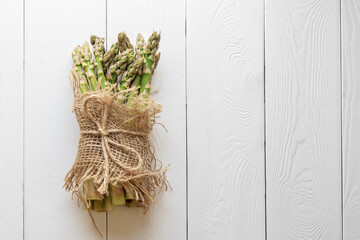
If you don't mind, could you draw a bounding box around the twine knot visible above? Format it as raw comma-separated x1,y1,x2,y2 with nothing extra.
98,128,109,136
80,94,145,195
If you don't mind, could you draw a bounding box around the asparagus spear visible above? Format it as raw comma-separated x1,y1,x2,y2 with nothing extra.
118,32,133,52
90,35,107,89
139,32,161,98
72,46,84,75
103,43,119,72
72,46,88,93
118,57,144,96
126,33,147,104
126,67,143,105
154,52,161,70
80,42,98,91
105,49,135,84
135,33,146,58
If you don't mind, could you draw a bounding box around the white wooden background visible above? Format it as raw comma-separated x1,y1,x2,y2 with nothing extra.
0,0,359,239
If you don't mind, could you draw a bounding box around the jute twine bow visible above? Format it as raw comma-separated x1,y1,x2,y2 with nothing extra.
81,94,147,195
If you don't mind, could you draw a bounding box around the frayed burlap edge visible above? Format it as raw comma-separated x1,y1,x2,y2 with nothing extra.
63,89,170,214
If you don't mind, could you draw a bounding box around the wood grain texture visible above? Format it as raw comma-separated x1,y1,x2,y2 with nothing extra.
24,0,106,238
187,0,265,239
107,1,186,239
265,0,342,239
342,0,360,239
0,0,23,239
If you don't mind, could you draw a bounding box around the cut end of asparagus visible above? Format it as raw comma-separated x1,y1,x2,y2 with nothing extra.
84,179,102,200
105,195,115,211
126,200,139,208
92,200,105,212
110,185,126,205
125,187,136,201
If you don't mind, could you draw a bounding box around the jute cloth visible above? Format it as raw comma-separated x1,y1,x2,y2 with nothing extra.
64,91,169,211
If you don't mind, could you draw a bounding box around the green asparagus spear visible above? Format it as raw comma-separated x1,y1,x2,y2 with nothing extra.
105,49,135,84
126,67,143,104
72,46,83,73
119,57,144,94
90,35,107,89
72,46,88,93
140,32,161,98
103,43,119,72
154,52,161,70
80,42,98,91
118,32,133,52
135,33,146,58
126,33,147,104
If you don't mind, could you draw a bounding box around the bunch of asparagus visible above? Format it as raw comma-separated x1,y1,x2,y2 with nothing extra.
70,32,161,212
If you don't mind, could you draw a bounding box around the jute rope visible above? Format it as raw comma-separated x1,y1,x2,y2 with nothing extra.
81,94,145,195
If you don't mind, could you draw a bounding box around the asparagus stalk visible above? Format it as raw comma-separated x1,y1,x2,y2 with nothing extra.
81,42,98,91
118,32,133,52
135,33,145,58
126,33,147,105
103,43,119,72
154,52,161,70
139,32,161,98
110,185,126,205
118,57,144,96
90,35,107,89
126,67,143,104
72,46,88,93
105,49,135,84
72,46,85,75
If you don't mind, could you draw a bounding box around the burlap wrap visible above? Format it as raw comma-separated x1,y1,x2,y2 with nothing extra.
64,91,169,211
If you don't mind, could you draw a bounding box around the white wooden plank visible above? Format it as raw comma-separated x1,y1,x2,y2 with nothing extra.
187,0,265,239
0,0,23,239
24,0,106,238
107,1,186,239
265,0,342,239
342,0,360,239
